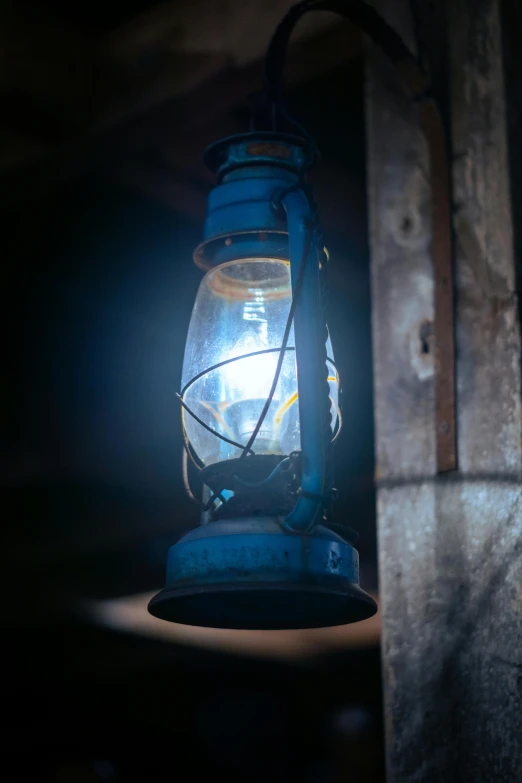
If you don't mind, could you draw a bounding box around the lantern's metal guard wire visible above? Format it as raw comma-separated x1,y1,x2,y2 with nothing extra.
178,218,341,495
179,347,341,459
178,205,341,507
179,229,341,510
239,216,313,458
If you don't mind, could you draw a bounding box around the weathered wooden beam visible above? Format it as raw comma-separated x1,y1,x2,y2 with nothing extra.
0,20,362,208
0,1,224,170
6,0,314,129
0,24,362,220
367,0,521,780
0,0,361,177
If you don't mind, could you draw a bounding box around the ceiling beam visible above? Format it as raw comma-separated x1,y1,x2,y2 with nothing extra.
0,19,362,205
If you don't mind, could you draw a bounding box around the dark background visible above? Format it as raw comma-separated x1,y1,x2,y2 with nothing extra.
4,2,382,780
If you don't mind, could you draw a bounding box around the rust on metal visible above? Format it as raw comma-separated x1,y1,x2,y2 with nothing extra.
246,142,292,158
420,100,457,472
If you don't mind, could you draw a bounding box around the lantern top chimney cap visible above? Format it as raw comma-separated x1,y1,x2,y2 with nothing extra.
204,132,314,182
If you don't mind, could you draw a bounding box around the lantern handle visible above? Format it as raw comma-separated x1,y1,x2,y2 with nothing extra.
264,0,429,121
263,0,457,474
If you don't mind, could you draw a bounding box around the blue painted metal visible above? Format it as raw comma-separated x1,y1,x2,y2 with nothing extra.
203,131,311,179
149,132,377,629
148,518,376,630
283,188,328,533
165,518,359,586
194,177,290,269
193,133,308,270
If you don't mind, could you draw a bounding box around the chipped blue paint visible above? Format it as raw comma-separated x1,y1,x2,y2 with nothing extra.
166,518,359,589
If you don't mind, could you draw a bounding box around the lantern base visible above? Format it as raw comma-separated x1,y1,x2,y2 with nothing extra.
148,518,377,630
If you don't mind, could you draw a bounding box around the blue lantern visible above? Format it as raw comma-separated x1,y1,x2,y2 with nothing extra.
148,132,377,629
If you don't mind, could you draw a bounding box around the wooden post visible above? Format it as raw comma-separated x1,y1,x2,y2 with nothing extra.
367,0,522,780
